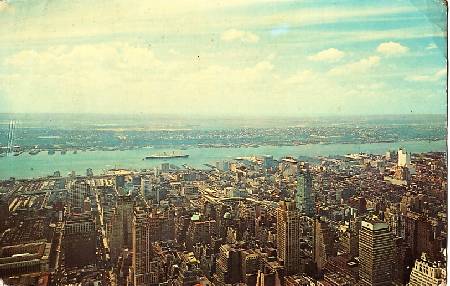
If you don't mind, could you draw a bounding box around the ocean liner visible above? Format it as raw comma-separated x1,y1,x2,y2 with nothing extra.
145,151,189,160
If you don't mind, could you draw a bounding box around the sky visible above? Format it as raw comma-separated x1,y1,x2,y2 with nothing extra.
0,0,447,116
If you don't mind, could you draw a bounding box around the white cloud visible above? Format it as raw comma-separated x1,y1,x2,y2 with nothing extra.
328,56,381,76
221,29,259,43
2,43,173,113
259,6,419,32
308,48,345,62
284,70,315,84
435,68,447,77
426,43,438,50
406,68,447,82
0,1,10,12
6,43,161,68
2,43,276,114
0,1,445,116
376,41,409,55
183,60,273,84
0,2,422,44
318,28,444,45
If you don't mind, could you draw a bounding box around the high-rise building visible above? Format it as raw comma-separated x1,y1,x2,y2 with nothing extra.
214,244,241,285
385,150,397,161
86,168,94,177
116,195,134,249
131,207,173,286
115,175,125,189
109,196,134,262
313,216,336,276
397,148,416,175
0,195,9,231
398,148,411,168
161,162,170,172
339,217,360,258
276,201,303,275
359,220,394,286
393,238,414,286
295,171,314,216
404,212,444,262
174,252,211,286
63,213,97,268
241,249,260,284
340,229,359,258
69,180,92,212
256,260,284,286
141,177,160,204
280,158,298,177
408,252,446,286
109,206,124,263
263,155,274,169
186,216,217,250
216,160,230,171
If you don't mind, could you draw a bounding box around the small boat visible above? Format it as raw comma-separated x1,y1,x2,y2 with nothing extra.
29,149,40,155
13,151,23,156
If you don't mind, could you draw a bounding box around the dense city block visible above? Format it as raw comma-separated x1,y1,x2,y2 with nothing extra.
0,148,446,285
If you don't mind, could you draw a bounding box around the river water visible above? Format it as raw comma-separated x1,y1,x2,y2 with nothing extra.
0,140,446,180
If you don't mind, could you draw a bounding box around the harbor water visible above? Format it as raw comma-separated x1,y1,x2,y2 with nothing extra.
0,140,446,180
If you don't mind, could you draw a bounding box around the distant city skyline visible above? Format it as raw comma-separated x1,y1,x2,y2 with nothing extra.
0,0,447,116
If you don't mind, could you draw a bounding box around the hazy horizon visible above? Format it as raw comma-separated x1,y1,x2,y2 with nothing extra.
0,112,446,130
0,111,448,116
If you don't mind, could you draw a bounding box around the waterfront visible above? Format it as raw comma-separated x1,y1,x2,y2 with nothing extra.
0,139,445,180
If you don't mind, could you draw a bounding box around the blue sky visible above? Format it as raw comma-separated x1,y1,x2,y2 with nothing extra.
0,0,447,116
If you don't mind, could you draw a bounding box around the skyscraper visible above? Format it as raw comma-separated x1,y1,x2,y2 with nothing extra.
63,213,97,268
408,252,446,286
404,212,444,262
131,207,172,286
186,218,217,251
109,205,124,263
295,170,314,216
69,180,91,212
214,244,241,285
313,216,336,277
398,148,416,175
263,155,274,169
276,201,303,275
141,177,160,204
397,148,411,168
118,195,134,249
359,220,394,286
